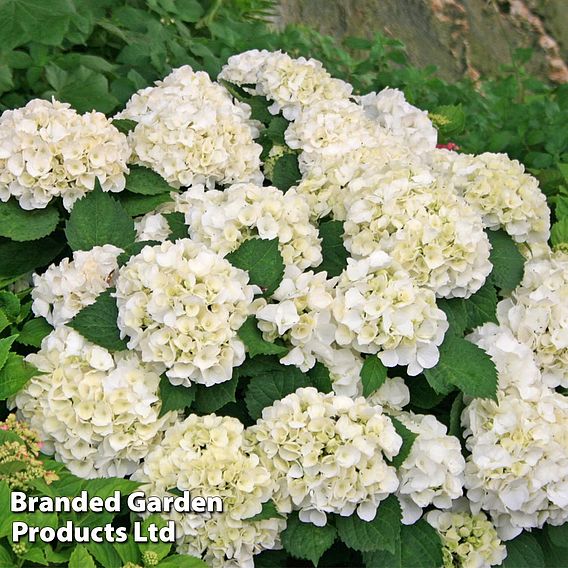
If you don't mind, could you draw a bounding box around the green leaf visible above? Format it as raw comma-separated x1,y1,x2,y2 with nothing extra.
449,393,464,439
389,417,418,469
113,539,141,566
266,116,289,143
0,311,9,334
317,220,348,278
271,153,301,192
551,218,568,247
120,192,174,217
487,229,525,292
336,494,401,553
409,376,452,408
44,547,71,564
466,281,498,329
0,353,39,399
0,291,19,321
164,212,188,240
307,362,333,393
68,289,127,352
138,514,171,562
502,532,545,568
0,200,59,241
16,318,52,348
245,368,310,420
194,377,238,414
546,524,568,549
0,481,15,538
112,118,137,134
86,542,123,568
173,0,204,22
66,185,136,251
0,236,64,279
68,545,96,568
0,334,17,371
226,238,285,296
281,512,337,566
21,546,48,566
0,544,16,568
424,333,498,400
429,105,465,136
125,165,173,195
159,376,195,417
0,460,27,474
360,356,387,397
437,298,468,335
400,520,444,568
237,317,288,358
156,555,207,567
247,500,284,521
57,68,119,114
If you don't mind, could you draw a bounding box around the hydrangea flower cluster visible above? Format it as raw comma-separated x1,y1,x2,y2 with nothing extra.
0,99,129,210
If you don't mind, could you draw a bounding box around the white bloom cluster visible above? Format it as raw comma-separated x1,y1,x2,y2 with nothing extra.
332,252,448,375
0,99,129,210
182,183,322,269
219,50,352,120
394,412,465,524
31,245,122,326
426,509,507,568
497,249,568,388
11,326,177,478
114,239,257,386
116,66,263,188
433,150,550,243
133,414,285,568
135,211,172,243
366,376,411,413
247,387,402,527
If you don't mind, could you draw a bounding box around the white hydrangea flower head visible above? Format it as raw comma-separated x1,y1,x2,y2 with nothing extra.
394,411,465,525
134,212,173,243
182,183,322,270
435,150,550,243
426,509,507,568
366,376,410,413
133,414,285,568
0,98,129,210
317,346,364,398
358,88,438,154
31,245,123,327
462,385,568,539
116,66,263,188
114,239,257,386
219,50,353,120
246,387,402,527
332,252,448,375
496,250,568,388
10,326,177,479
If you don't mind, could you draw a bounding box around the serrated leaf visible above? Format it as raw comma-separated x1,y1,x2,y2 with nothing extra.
68,289,127,352
0,291,19,321
0,236,64,279
120,192,173,217
271,152,301,192
68,545,96,568
546,524,568,549
245,369,309,420
66,185,136,251
125,165,173,195
0,461,27,474
16,318,52,348
336,494,401,553
449,392,465,439
0,311,9,334
400,520,444,568
174,0,204,22
164,212,188,240
237,317,288,358
503,532,545,568
227,238,285,296
0,334,18,371
266,116,289,143
411,375,453,405
138,514,171,562
425,333,497,400
0,353,39,399
112,118,137,134
235,355,287,378
0,200,59,241
360,356,387,397
0,543,15,568
307,362,333,393
437,298,468,335
281,512,337,566
247,500,284,521
159,375,195,417
552,218,568,247
466,281,498,329
86,542,122,568
487,229,525,292
194,377,238,414
156,555,207,567
390,417,418,469
113,539,140,566
430,105,465,136
317,220,348,278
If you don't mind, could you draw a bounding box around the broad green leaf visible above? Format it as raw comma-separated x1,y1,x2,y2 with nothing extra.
0,334,17,371
173,0,204,22
424,334,498,400
68,289,127,352
437,298,468,335
234,355,287,378
254,550,289,568
390,417,418,469
68,545,96,568
281,512,337,566
0,480,15,538
0,291,19,321
502,532,545,568
138,514,171,562
307,362,333,393
546,524,568,549
66,185,136,251
238,317,288,358
156,555,207,567
317,220,348,278
409,377,451,408
0,200,59,241
58,67,119,113
120,192,173,217
194,377,238,414
266,116,289,143
0,544,16,568
336,494,401,553
487,229,525,292
227,238,285,296
247,500,284,521
0,460,27,474
0,236,64,279
0,311,9,334
16,318,52,348
113,539,141,566
245,368,309,420
551,218,568,247
21,546,48,566
86,542,122,568
164,212,188,240
400,520,444,568
360,356,387,397
0,353,39,399
449,393,465,439
112,118,137,134
44,547,72,564
466,281,498,329
159,376,195,417
271,153,301,192
429,105,465,136
125,165,173,195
